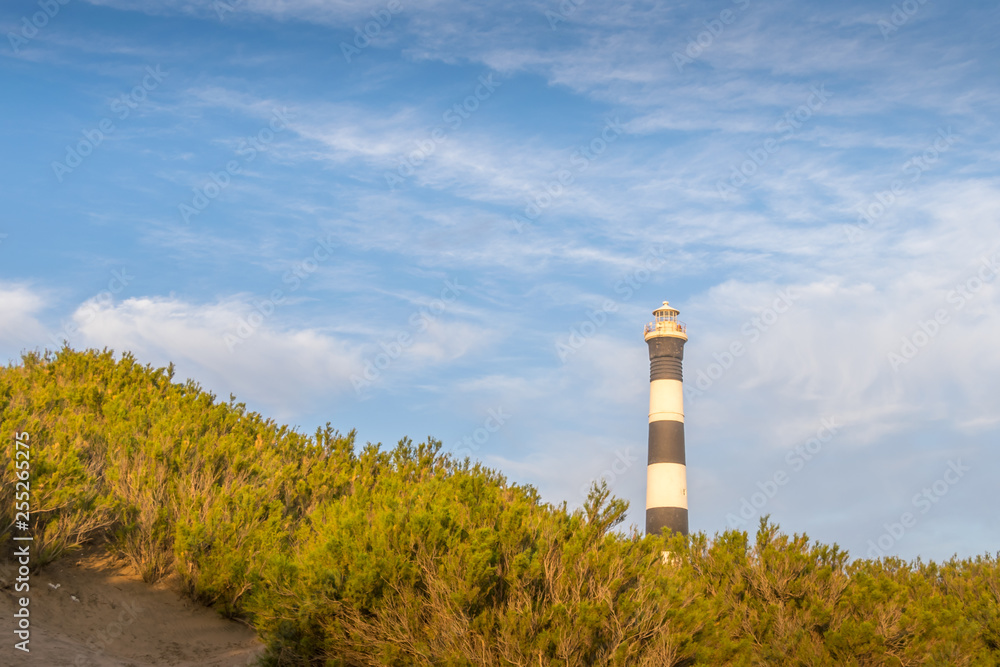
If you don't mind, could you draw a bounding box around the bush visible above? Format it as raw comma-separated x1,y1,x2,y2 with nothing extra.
1,347,997,665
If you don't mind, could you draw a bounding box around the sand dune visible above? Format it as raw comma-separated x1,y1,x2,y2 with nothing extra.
1,547,264,666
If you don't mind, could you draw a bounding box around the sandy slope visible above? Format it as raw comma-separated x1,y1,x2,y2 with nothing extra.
0,547,265,666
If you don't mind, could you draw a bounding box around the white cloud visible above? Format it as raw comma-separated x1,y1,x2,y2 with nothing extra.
61,291,505,417
0,284,49,363
81,0,413,23
65,295,363,417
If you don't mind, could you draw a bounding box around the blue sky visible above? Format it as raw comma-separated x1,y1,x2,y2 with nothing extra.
2,0,998,561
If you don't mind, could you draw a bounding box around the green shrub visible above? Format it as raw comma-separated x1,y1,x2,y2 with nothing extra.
1,347,997,665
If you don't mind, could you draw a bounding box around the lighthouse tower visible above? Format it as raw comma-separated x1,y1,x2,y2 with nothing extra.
644,301,688,536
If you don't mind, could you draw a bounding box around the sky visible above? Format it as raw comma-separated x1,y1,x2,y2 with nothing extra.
2,0,998,562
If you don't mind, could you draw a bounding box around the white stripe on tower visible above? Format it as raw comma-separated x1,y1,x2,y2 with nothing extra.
644,301,689,536
649,379,684,423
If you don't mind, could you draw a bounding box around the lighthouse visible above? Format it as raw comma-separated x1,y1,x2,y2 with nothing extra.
644,301,688,536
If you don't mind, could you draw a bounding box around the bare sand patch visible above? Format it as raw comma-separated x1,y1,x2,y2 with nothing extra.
0,547,265,666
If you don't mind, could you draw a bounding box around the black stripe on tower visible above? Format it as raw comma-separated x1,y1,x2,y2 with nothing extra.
647,337,685,377
647,421,685,465
649,357,682,382
646,507,689,536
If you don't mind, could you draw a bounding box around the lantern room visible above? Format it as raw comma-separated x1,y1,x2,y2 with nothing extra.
644,301,687,341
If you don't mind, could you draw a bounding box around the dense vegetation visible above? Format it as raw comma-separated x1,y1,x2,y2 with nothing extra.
1,348,998,665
